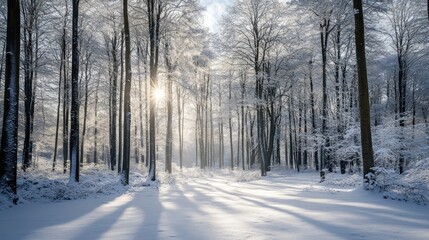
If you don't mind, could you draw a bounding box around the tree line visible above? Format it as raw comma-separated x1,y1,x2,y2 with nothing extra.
0,0,428,202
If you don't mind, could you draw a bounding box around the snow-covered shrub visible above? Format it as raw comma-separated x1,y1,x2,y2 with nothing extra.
323,172,362,187
371,162,429,205
371,167,398,191
233,170,261,182
336,145,361,165
334,126,362,173
374,148,398,168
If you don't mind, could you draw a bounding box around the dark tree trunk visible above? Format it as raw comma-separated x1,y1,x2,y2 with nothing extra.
293,98,299,172
256,76,267,176
397,56,407,174
353,0,375,185
118,31,124,173
177,85,184,169
53,29,65,171
249,115,256,168
320,17,330,173
210,81,214,168
22,0,38,171
164,39,173,174
137,40,146,166
241,75,245,170
303,102,308,169
309,60,318,171
93,74,100,164
0,0,20,203
62,5,69,174
69,0,80,182
228,75,234,170
79,50,90,166
335,23,342,137
0,42,5,83
106,31,119,172
288,99,294,169
122,0,132,185
147,0,161,181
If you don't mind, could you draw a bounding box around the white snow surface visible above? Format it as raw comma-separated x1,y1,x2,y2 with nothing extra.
1,166,429,240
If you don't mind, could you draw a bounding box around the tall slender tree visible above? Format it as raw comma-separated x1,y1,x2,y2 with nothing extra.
0,0,20,203
62,1,70,174
122,0,132,185
105,28,119,172
21,0,42,171
147,0,162,181
69,0,80,182
53,5,69,171
79,44,91,165
352,0,375,185
164,37,173,174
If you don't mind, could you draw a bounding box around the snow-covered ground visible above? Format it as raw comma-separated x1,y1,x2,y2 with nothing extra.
1,167,428,240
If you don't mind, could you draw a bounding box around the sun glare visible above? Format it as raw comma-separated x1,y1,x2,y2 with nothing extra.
153,88,164,101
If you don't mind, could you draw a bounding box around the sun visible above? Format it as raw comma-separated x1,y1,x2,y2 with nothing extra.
153,88,164,101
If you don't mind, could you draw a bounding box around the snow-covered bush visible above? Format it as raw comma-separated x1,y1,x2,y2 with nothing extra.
323,172,362,187
334,126,361,173
374,148,398,168
233,170,261,182
371,161,429,205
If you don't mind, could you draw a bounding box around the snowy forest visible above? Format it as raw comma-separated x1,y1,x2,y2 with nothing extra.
0,0,429,239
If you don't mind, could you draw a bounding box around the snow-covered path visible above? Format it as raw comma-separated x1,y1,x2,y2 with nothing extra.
1,173,428,240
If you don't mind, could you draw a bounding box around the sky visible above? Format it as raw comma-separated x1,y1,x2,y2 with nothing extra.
201,0,229,33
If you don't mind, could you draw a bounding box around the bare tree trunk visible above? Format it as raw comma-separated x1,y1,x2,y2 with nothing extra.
0,0,20,203
288,99,294,169
147,0,161,182
62,3,70,174
204,74,209,169
164,39,173,173
210,81,214,168
93,74,100,164
177,85,184,169
321,22,328,173
237,110,240,169
69,0,80,182
53,35,64,171
0,41,5,84
30,16,40,168
307,61,317,171
195,105,199,167
122,0,132,185
335,23,342,136
79,49,91,167
284,117,288,168
241,87,245,171
218,85,224,169
22,0,39,171
353,0,375,185
298,101,303,171
228,75,234,170
118,31,124,173
106,30,119,173
134,124,138,163
303,100,308,169
138,40,147,166
397,58,406,174
293,98,299,172
145,54,149,168
249,113,256,168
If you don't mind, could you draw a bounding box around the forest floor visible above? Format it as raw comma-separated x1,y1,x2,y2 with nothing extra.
1,169,429,240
